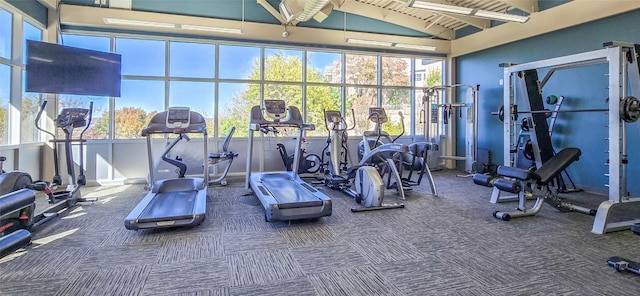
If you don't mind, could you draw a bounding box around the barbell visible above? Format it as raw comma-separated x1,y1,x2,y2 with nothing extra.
492,96,640,123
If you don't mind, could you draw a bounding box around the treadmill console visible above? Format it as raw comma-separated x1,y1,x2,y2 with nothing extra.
56,108,90,128
166,107,191,129
368,107,388,124
263,100,287,122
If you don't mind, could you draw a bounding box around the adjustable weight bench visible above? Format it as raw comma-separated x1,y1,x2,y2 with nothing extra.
476,148,595,221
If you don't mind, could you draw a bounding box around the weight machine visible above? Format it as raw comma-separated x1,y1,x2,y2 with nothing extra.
500,42,640,234
421,84,479,173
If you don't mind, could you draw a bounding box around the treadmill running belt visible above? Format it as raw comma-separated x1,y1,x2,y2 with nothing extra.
259,173,322,208
138,191,198,222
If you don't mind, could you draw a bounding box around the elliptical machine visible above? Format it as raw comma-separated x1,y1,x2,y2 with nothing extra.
321,109,404,212
0,100,96,258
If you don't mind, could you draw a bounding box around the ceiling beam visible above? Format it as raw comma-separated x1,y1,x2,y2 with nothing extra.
451,0,640,57
58,4,450,54
256,0,288,24
499,0,538,14
332,0,455,40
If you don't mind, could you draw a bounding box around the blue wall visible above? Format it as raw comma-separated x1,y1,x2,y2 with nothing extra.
456,9,640,194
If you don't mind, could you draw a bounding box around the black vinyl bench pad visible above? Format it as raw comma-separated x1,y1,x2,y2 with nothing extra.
496,147,581,185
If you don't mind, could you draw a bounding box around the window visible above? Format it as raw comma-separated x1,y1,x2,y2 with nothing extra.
0,64,9,144
345,86,377,136
20,21,42,143
415,60,443,137
58,95,109,140
219,45,260,80
264,48,303,82
116,38,165,76
305,85,341,137
218,82,258,138
382,56,411,86
170,41,215,78
60,34,112,140
345,54,377,86
62,34,111,52
381,88,411,137
115,80,164,139
169,81,214,137
0,9,11,60
307,51,341,83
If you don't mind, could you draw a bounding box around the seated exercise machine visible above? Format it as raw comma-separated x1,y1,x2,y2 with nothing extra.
0,100,96,257
276,140,322,175
321,109,404,211
207,126,238,186
125,107,209,230
474,147,595,220
245,100,332,222
608,223,640,275
358,107,437,196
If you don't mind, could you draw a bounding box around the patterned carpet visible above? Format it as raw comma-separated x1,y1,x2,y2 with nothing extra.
1,169,640,296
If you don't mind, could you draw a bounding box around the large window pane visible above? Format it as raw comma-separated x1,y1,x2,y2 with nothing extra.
59,95,109,139
21,73,40,143
62,34,110,52
415,59,443,137
115,79,164,139
305,86,341,137
382,88,411,136
0,64,9,144
170,41,215,78
345,54,377,86
219,45,260,80
264,48,303,82
416,58,442,88
22,21,41,64
169,81,214,136
345,86,377,136
0,9,11,59
307,51,341,83
21,21,42,143
219,82,258,138
116,38,165,76
381,56,410,86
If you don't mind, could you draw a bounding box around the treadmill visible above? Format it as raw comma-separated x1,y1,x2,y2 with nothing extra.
245,100,332,222
125,107,209,230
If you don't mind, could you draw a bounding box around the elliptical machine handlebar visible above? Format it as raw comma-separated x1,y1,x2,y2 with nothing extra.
77,102,93,186
35,100,61,186
35,100,56,139
391,111,405,143
324,109,356,133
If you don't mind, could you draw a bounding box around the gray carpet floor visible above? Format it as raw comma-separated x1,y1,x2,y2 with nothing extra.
1,169,640,296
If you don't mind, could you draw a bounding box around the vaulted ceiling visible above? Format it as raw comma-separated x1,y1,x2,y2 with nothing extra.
42,0,640,56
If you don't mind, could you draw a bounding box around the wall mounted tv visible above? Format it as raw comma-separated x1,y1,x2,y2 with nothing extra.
25,40,122,97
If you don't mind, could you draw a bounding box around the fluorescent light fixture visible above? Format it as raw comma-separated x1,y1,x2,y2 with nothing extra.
472,10,529,23
394,43,437,51
406,0,529,23
345,38,393,47
103,18,175,28
180,24,243,34
406,0,473,14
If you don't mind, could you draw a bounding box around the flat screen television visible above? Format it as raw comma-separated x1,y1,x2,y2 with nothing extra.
25,40,122,97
